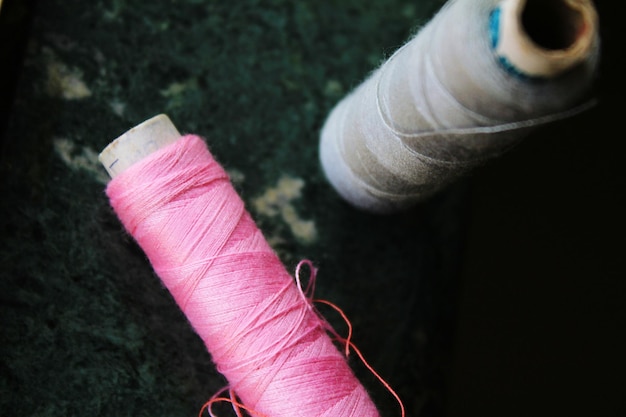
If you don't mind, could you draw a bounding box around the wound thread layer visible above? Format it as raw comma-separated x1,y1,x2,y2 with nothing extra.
106,135,379,417
320,0,599,213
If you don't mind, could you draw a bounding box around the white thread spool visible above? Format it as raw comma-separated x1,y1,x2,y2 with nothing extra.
320,0,599,213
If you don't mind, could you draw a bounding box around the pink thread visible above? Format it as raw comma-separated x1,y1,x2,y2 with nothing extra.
106,135,380,417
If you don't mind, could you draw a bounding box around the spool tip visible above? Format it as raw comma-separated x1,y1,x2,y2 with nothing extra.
99,114,181,179
493,0,598,78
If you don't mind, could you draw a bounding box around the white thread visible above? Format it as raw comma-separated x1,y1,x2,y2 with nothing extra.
319,0,599,213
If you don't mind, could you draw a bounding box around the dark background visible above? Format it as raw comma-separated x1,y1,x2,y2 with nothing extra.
447,1,626,414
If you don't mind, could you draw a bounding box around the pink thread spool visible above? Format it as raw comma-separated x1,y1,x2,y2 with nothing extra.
98,115,380,417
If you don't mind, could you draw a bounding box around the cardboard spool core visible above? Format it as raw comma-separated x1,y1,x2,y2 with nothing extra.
99,114,180,179
497,0,598,77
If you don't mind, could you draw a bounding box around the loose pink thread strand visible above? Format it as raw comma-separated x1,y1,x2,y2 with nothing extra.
106,135,381,417
297,260,406,417
202,260,406,417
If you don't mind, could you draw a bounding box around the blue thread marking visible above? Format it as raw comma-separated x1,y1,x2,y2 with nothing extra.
488,7,545,82
489,7,501,48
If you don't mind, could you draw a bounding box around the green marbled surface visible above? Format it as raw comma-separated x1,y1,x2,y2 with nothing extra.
1,1,464,416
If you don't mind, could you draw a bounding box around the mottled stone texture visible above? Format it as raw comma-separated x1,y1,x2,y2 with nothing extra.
0,1,465,416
